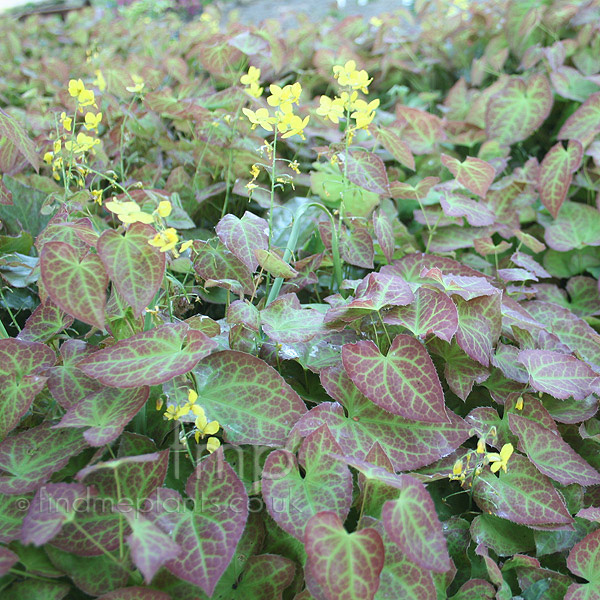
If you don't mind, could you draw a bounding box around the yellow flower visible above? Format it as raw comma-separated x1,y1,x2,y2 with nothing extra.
351,98,379,129
93,69,106,92
276,104,310,139
53,139,62,154
105,199,155,225
488,443,514,474
370,16,383,27
43,151,53,164
193,406,220,442
65,132,100,154
476,439,486,454
246,82,263,98
333,60,373,94
250,164,260,179
316,95,345,124
242,107,276,132
68,78,86,98
91,189,103,205
60,112,72,132
126,75,145,94
77,89,97,111
206,437,221,453
515,396,524,410
180,240,193,252
240,66,261,87
148,228,179,253
267,82,301,110
157,200,172,217
289,160,300,174
84,112,102,131
164,403,190,421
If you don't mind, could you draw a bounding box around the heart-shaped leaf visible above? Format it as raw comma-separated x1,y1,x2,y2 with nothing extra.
383,287,458,343
55,386,149,446
539,140,583,218
440,192,496,226
40,241,108,330
342,334,448,423
508,414,600,486
305,511,384,600
148,449,248,595
518,350,597,400
262,424,353,540
261,293,325,343
17,300,74,343
216,211,269,272
472,454,574,528
0,338,55,439
192,350,307,446
382,475,451,572
78,322,217,388
558,91,600,145
486,74,553,144
543,201,600,252
291,365,469,471
342,150,390,195
97,222,166,317
441,154,495,198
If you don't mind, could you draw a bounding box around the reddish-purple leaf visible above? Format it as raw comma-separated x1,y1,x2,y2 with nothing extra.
17,300,74,343
342,150,390,195
40,241,108,330
511,252,550,279
474,237,512,256
78,322,217,388
36,215,98,258
97,223,166,318
0,423,87,495
193,240,254,295
566,529,600,599
0,180,13,205
116,509,181,584
395,106,446,154
421,268,497,300
383,287,458,342
305,511,384,600
342,334,448,423
486,74,553,145
47,339,104,410
441,154,495,198
472,454,574,528
216,211,269,272
455,293,502,366
374,123,415,170
518,350,597,400
0,338,55,439
341,225,374,269
389,177,439,201
0,546,18,576
509,413,600,486
262,424,352,540
372,208,395,263
558,91,600,145
440,192,496,226
291,365,469,470
21,483,90,546
539,140,583,218
55,386,149,446
0,108,40,172
96,589,171,600
148,449,248,595
382,475,451,573
261,293,325,343
193,350,306,446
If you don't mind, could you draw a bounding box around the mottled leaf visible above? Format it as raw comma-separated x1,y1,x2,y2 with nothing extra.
441,154,495,198
305,511,384,600
342,334,448,422
375,123,415,170
440,192,495,226
255,249,298,279
342,150,390,195
216,211,269,272
544,201,600,252
79,322,217,388
0,546,18,575
566,529,600,600
558,91,600,145
372,208,395,263
40,241,108,330
261,293,325,343
471,514,535,556
97,222,166,318
0,108,40,172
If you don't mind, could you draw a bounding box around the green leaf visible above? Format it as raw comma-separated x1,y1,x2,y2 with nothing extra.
382,475,451,573
97,222,166,318
262,424,352,540
472,454,574,528
0,176,52,236
40,241,109,330
558,91,600,145
470,514,535,556
0,108,40,172
375,123,415,170
486,74,553,145
567,529,600,599
78,322,217,388
342,334,447,422
544,201,600,252
304,511,384,600
192,350,307,445
261,293,325,343
254,249,298,279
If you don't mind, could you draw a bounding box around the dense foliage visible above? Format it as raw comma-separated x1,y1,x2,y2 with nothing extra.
1,0,600,598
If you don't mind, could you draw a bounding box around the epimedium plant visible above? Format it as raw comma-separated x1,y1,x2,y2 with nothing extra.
1,0,600,599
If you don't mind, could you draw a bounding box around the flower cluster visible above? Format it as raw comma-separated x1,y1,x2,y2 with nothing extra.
43,79,103,184
242,82,310,140
164,389,220,453
316,60,379,135
240,66,263,98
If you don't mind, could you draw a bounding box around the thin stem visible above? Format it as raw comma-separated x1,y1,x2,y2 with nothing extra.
0,287,21,333
268,131,278,250
9,568,56,583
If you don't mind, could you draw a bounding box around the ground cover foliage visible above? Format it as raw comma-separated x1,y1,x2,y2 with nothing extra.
1,0,600,598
